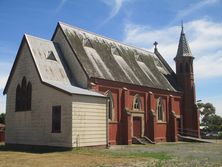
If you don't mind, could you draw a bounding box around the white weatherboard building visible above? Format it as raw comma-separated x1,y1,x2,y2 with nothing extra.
4,34,108,148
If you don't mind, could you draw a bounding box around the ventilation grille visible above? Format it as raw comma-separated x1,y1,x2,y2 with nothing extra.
46,51,57,61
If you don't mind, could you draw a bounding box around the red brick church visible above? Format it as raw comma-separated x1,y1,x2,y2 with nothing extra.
52,22,200,144
4,22,200,147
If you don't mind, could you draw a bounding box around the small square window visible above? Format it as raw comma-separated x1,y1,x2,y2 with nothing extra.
52,106,61,133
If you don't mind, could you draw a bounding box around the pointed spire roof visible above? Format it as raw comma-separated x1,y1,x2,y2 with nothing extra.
176,22,192,57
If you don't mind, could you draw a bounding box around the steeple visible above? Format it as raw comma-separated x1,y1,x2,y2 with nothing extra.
173,22,200,138
175,23,192,58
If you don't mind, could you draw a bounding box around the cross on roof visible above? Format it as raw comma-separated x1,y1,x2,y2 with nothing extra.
153,41,158,49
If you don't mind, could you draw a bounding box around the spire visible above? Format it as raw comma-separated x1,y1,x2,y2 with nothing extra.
181,20,184,34
175,23,192,57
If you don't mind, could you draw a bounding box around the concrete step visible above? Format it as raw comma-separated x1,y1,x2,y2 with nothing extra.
132,136,155,145
178,134,215,143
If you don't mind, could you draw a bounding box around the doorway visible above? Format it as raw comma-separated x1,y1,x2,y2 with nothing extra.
133,117,142,138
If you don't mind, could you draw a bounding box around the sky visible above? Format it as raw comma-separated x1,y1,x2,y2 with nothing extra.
0,0,222,116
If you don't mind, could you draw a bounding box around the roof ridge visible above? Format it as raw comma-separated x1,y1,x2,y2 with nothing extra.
24,34,55,43
58,22,155,56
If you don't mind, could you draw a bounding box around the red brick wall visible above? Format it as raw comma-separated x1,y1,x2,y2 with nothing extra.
90,78,183,144
173,98,181,115
109,123,118,144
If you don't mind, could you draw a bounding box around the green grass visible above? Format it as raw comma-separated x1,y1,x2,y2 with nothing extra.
72,147,171,160
105,151,171,160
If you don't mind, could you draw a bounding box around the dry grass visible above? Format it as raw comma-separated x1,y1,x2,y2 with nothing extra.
0,142,222,167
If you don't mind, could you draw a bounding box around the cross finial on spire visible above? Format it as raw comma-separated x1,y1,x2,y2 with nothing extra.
153,41,158,50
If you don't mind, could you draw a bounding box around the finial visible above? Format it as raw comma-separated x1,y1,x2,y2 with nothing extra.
153,41,158,50
181,20,184,34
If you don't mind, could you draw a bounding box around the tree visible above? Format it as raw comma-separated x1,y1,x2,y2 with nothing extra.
0,113,5,124
197,102,222,132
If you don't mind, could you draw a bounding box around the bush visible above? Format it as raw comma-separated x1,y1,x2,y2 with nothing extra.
218,132,222,139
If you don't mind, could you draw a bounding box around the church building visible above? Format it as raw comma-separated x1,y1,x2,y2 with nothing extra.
3,22,200,147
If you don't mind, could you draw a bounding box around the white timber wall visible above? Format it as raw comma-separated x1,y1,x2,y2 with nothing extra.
5,42,73,147
53,27,88,88
72,95,107,147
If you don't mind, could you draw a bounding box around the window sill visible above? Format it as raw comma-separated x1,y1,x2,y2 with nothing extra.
130,109,144,113
15,110,32,112
51,131,61,133
157,121,167,124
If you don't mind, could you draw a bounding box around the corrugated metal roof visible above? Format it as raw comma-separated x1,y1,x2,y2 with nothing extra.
58,22,178,91
26,35,105,97
45,80,104,97
26,35,71,84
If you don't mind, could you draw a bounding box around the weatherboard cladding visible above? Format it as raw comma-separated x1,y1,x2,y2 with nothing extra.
25,35,104,97
59,23,177,91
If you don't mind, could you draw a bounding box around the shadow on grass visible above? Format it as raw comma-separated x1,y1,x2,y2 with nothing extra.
0,144,72,154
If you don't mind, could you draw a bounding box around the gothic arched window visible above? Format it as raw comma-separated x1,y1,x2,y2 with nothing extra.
133,94,141,110
106,91,114,120
157,97,164,121
15,76,32,111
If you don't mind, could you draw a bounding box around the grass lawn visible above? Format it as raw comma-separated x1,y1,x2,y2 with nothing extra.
0,142,222,167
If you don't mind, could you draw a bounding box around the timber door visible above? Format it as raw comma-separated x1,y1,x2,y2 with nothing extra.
133,117,142,138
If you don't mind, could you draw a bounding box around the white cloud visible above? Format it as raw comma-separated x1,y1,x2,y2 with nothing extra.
123,19,222,79
0,62,12,90
0,94,6,114
55,0,68,13
0,61,13,114
170,0,220,25
100,0,134,22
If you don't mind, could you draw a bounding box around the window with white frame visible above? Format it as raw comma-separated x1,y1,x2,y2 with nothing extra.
133,94,141,110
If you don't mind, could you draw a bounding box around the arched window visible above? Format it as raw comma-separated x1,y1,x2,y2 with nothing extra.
179,63,183,73
133,94,141,110
157,97,164,121
106,91,114,120
15,76,32,111
185,63,190,73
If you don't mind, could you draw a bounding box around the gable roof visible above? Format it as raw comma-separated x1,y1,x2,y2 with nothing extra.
56,22,179,92
3,35,104,98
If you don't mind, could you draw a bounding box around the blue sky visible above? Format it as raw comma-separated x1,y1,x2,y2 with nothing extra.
0,0,222,116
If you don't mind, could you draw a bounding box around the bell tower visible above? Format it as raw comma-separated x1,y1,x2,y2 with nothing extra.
174,23,200,137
